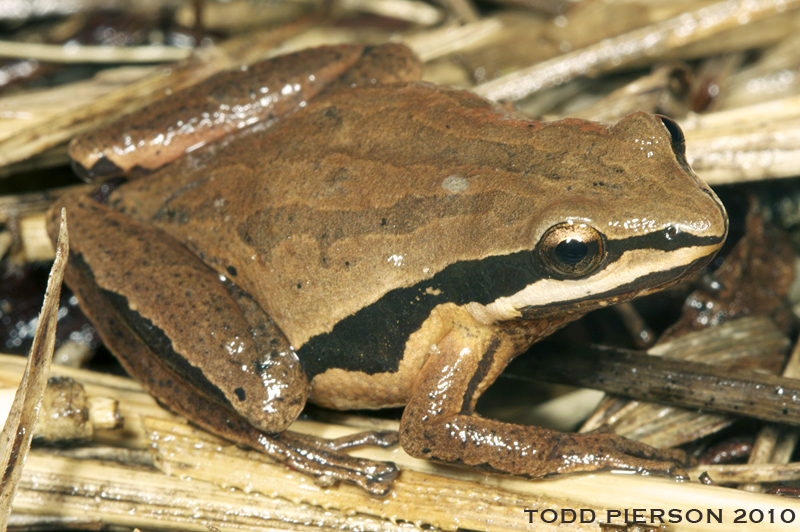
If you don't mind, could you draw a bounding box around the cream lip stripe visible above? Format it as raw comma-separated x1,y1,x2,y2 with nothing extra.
516,255,713,318
467,225,725,324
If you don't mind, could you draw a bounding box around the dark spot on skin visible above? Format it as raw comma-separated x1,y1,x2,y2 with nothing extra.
381,218,387,226
297,283,302,289
445,125,450,129
325,107,338,118
234,387,246,401
422,448,431,454
345,261,350,267
179,106,187,113
226,265,237,276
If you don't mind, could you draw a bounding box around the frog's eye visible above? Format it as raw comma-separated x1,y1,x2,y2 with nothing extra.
538,222,606,279
657,115,694,174
656,115,686,158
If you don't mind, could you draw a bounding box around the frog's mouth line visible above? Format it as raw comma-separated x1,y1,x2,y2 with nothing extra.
515,254,713,320
468,234,724,324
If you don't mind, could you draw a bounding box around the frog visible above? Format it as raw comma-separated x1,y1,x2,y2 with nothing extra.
48,43,728,496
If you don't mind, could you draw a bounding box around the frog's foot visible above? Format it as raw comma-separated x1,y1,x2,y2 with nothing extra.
293,430,399,452
266,431,399,495
536,431,691,478
399,318,689,480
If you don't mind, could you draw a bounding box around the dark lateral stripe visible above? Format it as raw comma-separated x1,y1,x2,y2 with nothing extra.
608,229,723,257
297,249,548,378
297,229,721,378
97,286,235,411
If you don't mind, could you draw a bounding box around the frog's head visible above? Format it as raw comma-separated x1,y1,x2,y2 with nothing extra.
465,112,728,324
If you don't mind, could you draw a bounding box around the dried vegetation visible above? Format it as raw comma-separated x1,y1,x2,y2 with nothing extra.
3,1,800,531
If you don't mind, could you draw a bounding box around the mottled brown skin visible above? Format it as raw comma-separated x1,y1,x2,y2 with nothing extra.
69,44,422,180
51,44,728,493
108,87,722,350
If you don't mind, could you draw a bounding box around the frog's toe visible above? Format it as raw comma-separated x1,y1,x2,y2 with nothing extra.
326,429,399,451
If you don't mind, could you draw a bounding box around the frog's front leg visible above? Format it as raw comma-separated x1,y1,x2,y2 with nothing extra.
400,305,688,478
47,197,397,495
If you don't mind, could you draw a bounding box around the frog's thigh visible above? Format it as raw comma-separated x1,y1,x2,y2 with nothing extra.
398,308,685,478
51,196,307,433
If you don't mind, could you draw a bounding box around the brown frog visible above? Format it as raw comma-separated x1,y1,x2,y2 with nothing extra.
50,43,728,495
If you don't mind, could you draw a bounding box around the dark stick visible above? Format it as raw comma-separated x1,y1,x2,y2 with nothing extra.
510,341,800,426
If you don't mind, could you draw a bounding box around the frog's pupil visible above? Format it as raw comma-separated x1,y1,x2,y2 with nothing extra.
555,239,588,267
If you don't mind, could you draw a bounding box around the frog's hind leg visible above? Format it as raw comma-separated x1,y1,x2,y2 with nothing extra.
47,197,398,495
399,305,688,479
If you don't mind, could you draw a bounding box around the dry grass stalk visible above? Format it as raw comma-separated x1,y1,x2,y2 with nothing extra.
0,185,93,226
0,66,155,144
0,376,121,443
0,16,317,169
561,64,691,124
402,18,504,62
740,338,800,491
433,0,480,23
473,0,800,101
695,463,800,485
147,418,596,532
0,353,178,451
0,147,70,179
339,0,445,25
719,33,800,109
175,0,317,31
149,416,800,532
0,41,192,63
3,353,800,531
0,0,184,21
12,451,419,532
0,211,68,529
18,215,53,262
682,95,800,184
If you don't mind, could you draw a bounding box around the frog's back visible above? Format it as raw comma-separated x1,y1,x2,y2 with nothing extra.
112,84,546,342
111,83,724,408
